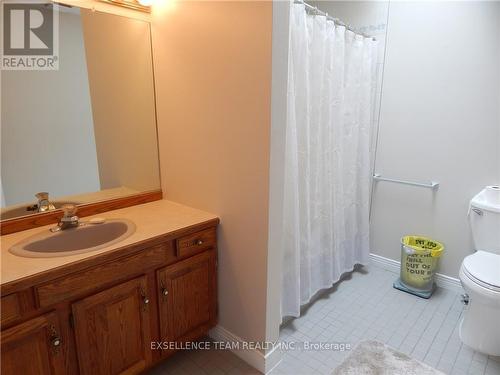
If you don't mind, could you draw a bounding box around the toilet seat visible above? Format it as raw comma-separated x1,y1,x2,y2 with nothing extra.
462,251,500,293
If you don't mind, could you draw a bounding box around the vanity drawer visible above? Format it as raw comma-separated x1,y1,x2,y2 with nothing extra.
35,242,174,308
1,293,22,325
176,228,216,258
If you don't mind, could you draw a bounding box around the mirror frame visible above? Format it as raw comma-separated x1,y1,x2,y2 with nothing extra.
0,190,162,235
99,0,151,13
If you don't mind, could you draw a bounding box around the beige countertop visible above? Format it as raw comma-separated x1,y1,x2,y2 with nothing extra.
0,200,218,286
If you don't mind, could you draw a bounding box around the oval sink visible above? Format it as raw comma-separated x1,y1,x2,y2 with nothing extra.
9,219,136,258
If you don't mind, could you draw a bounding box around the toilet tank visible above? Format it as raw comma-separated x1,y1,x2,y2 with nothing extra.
469,186,500,254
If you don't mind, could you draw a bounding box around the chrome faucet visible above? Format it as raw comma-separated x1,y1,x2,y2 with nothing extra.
51,204,80,232
28,192,56,213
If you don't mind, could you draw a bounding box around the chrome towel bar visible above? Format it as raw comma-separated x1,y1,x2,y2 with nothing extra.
373,174,439,190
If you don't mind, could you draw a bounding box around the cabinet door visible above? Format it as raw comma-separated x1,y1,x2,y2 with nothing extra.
72,276,152,375
157,250,217,342
1,312,66,375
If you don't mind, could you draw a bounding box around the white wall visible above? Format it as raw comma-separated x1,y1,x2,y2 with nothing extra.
1,9,100,206
371,1,500,278
266,0,290,346
498,6,500,169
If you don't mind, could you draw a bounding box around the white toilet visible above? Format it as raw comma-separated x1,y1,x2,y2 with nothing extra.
459,185,500,356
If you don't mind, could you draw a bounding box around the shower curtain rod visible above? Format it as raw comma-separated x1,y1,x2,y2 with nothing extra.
293,0,376,41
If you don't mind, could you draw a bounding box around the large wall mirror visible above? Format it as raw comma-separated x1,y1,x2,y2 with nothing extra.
1,4,161,223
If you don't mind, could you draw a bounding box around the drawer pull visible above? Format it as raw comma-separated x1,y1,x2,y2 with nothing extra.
176,228,215,257
160,281,169,297
49,325,62,351
140,289,150,306
51,336,62,347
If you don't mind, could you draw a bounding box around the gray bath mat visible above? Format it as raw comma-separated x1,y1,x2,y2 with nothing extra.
333,340,444,375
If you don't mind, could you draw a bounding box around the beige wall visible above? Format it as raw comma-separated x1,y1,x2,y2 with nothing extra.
152,1,273,343
81,9,160,192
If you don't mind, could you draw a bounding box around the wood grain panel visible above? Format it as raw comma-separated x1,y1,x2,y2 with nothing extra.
157,250,217,342
176,227,216,258
0,189,162,235
1,289,36,329
72,276,153,375
1,312,66,375
1,294,21,326
35,242,172,308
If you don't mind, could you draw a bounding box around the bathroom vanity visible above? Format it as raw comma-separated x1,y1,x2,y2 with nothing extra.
0,200,219,375
0,3,221,373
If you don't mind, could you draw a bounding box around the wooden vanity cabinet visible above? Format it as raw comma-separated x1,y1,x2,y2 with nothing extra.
0,223,218,375
157,250,217,345
72,276,153,375
1,312,66,375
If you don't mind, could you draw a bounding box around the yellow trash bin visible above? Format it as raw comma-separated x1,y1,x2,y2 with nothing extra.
394,236,444,298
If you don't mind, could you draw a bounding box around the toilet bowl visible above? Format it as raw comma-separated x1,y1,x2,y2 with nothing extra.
459,251,500,356
459,186,500,356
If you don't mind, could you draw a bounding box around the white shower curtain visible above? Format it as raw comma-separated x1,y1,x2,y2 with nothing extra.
281,4,378,318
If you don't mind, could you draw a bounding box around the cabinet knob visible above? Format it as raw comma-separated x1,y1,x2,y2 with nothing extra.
162,288,169,296
196,239,203,246
140,288,149,306
49,325,62,349
51,336,62,347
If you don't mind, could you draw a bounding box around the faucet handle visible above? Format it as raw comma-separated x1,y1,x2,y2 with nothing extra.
61,204,78,218
35,192,49,200
52,204,79,232
35,192,55,213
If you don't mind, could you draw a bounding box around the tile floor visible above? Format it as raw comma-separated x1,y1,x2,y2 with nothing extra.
148,344,260,375
272,265,500,375
148,264,500,375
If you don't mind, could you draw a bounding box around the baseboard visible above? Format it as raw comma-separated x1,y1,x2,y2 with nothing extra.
208,325,282,374
369,253,463,293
